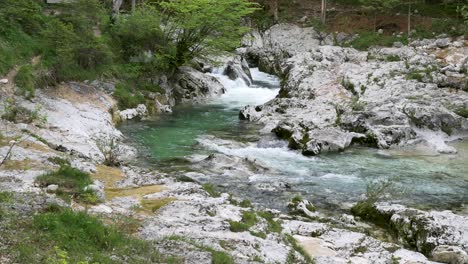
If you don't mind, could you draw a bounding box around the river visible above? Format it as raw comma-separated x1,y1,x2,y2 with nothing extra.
119,68,468,214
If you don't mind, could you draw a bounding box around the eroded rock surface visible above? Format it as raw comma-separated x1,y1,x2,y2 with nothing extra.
239,23,468,155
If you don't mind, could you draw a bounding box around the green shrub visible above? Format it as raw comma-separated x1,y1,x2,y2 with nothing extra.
113,82,145,110
15,64,37,99
229,211,258,232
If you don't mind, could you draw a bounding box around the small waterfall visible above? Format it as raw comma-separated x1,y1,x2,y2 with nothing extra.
208,67,280,110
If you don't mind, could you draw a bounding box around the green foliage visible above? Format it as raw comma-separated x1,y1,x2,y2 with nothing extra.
258,211,282,233
113,82,145,109
2,98,47,125
454,107,468,118
0,192,13,203
202,183,221,198
348,32,407,51
386,55,400,62
239,199,252,208
111,6,166,60
229,211,258,232
15,64,37,99
35,165,98,204
10,208,176,263
351,97,366,111
159,0,258,65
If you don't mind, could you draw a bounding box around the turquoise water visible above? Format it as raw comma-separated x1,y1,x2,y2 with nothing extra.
119,68,468,212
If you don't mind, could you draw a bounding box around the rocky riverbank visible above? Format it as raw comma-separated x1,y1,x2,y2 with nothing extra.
1,32,468,263
239,23,468,156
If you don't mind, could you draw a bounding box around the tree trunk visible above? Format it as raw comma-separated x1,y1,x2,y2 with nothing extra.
112,0,123,17
273,0,279,23
407,2,411,37
321,0,327,24
131,0,136,13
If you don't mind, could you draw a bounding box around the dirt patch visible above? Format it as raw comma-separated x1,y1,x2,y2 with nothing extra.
138,197,176,215
92,165,125,188
105,185,166,201
43,84,115,112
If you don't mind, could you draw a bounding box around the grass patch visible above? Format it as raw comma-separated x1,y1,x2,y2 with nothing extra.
258,211,283,233
284,234,314,264
202,183,221,198
229,210,258,232
454,107,468,118
0,192,13,203
21,129,49,145
35,165,98,204
47,156,70,166
250,231,267,239
347,32,407,51
8,207,179,263
165,235,233,264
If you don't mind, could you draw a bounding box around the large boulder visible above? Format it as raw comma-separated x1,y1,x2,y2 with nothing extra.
173,67,226,102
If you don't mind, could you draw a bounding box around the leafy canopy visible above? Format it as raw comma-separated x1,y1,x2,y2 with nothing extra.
159,0,258,65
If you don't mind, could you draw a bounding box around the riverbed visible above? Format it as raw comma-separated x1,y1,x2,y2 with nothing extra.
119,68,468,213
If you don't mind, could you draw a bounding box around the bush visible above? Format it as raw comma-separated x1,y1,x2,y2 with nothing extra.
15,64,37,99
113,82,145,110
111,6,165,60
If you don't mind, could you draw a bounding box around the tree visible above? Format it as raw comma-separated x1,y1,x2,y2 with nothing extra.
159,0,258,66
359,0,399,31
321,0,327,24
